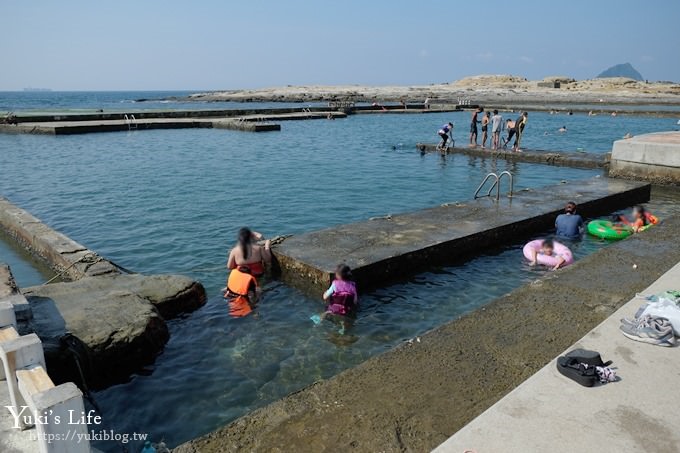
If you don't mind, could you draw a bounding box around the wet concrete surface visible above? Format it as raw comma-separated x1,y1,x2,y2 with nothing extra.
274,177,650,295
417,143,610,169
175,216,680,453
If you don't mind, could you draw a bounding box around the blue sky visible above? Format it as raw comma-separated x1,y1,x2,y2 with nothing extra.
1,0,678,90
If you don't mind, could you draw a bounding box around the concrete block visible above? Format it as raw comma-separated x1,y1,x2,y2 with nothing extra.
0,300,17,329
0,325,19,380
0,333,46,428
610,131,680,184
26,378,90,453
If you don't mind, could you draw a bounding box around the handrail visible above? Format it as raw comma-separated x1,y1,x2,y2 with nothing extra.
497,171,514,199
474,173,498,199
473,171,514,200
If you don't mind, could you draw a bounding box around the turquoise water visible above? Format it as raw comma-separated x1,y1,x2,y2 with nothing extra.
1,96,679,451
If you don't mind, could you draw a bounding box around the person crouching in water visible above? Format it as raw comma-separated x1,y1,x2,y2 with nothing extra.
223,265,259,317
312,264,358,334
555,201,584,240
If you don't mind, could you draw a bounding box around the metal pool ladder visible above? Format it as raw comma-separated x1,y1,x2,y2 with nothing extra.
124,114,137,130
474,171,514,201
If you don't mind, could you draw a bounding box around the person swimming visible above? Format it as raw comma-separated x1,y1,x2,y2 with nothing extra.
558,126,567,133
311,264,358,333
227,227,271,277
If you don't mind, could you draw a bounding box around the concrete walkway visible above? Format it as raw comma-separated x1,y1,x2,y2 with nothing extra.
434,261,680,453
275,177,649,294
416,143,610,170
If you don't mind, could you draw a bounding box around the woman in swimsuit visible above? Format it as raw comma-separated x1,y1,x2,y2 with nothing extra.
227,227,271,277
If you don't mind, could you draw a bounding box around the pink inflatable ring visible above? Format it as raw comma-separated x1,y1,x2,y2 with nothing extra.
523,239,574,268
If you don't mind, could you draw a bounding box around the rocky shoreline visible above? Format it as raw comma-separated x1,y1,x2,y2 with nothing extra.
168,76,680,106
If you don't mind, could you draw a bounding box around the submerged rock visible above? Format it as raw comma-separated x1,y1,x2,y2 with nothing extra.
22,273,206,388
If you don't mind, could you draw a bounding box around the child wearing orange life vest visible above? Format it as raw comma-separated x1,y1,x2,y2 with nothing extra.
619,205,658,233
223,265,259,317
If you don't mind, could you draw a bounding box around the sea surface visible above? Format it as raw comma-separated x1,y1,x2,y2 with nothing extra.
1,92,679,451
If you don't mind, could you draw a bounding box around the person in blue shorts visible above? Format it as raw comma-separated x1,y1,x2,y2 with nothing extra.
555,201,584,240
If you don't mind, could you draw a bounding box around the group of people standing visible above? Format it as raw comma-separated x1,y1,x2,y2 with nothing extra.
438,108,528,152
470,107,528,151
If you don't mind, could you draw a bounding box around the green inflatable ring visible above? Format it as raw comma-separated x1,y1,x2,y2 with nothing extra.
587,219,633,240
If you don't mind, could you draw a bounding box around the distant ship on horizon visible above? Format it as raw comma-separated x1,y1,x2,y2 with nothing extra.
23,87,52,92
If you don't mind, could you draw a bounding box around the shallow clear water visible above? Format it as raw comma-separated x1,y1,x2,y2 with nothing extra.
1,94,679,451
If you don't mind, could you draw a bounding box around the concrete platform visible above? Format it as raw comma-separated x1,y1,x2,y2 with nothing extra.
435,261,680,453
610,131,680,184
417,143,610,170
0,110,347,135
174,216,680,453
274,177,650,294
0,117,278,135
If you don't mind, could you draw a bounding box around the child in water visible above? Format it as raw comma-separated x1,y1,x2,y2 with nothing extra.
620,205,658,233
529,239,566,270
223,265,259,317
311,264,358,333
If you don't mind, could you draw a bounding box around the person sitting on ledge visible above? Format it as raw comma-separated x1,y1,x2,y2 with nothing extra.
227,227,271,278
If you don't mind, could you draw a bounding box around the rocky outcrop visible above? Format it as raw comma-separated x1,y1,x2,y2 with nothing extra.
22,274,205,388
0,197,208,387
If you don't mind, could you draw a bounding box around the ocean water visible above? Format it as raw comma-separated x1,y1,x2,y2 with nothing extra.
1,92,679,451
0,90,321,114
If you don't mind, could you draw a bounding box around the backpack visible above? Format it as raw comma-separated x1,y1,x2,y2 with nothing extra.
556,349,612,387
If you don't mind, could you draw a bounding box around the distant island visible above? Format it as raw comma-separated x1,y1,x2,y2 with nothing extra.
23,87,52,92
597,63,644,81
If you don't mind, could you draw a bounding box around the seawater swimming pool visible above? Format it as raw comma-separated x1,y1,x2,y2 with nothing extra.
0,104,679,450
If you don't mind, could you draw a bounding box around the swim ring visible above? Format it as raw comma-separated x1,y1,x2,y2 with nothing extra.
587,220,633,240
523,239,574,268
